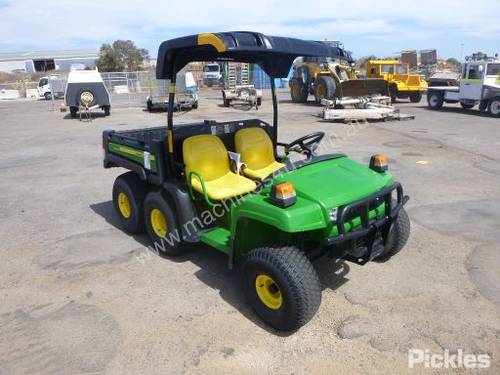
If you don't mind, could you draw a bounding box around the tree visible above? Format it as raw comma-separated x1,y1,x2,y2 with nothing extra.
355,55,377,72
446,57,461,72
96,40,149,72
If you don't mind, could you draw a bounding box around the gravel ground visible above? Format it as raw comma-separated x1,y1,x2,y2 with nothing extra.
0,90,499,374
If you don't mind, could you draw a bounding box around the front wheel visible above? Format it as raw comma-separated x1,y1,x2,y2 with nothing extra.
409,92,422,103
313,75,336,104
104,106,111,116
427,90,444,110
241,246,321,331
375,207,411,261
488,97,500,118
44,92,52,100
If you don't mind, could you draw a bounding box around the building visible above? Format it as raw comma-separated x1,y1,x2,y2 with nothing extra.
0,49,99,73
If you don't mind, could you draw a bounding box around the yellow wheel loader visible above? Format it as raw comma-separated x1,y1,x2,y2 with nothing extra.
289,55,389,104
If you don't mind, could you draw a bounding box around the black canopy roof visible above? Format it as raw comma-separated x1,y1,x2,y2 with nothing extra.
156,31,354,80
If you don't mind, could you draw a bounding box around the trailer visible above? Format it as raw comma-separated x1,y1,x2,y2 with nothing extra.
322,96,414,122
427,56,500,117
222,63,262,109
147,69,198,111
65,69,110,118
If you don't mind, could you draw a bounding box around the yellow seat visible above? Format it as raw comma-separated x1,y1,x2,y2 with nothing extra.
183,134,257,201
235,127,285,180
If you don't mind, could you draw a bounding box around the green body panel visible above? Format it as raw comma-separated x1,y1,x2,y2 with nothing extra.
201,227,231,253
227,157,395,257
108,142,158,173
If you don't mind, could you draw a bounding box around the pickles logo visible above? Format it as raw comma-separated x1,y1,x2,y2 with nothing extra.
408,349,490,369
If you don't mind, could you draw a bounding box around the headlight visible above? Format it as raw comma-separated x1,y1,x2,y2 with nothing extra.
330,207,338,222
271,182,296,208
369,154,388,172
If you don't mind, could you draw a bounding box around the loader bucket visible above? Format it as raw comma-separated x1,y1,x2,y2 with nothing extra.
339,79,389,98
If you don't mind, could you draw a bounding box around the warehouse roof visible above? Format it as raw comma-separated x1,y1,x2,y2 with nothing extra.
0,49,98,62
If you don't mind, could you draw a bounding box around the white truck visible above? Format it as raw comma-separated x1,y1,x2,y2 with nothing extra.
427,56,500,117
37,75,65,100
202,63,222,86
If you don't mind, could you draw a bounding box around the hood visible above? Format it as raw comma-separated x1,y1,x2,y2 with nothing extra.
275,156,394,209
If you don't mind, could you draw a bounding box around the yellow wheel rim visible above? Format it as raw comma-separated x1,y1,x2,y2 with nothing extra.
117,192,131,219
316,83,325,98
150,208,168,238
255,274,283,310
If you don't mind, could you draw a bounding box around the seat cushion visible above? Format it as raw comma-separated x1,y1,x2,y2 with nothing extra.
183,134,231,181
235,127,285,180
244,160,285,180
235,127,276,170
191,171,257,201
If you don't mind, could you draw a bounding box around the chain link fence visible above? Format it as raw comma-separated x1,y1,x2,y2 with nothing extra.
0,70,168,107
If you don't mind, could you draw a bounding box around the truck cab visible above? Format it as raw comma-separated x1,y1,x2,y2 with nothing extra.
202,63,222,87
37,75,64,100
427,56,500,117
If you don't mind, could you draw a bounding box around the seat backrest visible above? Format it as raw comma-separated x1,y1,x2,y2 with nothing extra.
235,127,275,170
183,135,230,182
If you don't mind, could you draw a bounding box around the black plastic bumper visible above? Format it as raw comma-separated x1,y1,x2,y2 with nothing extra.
324,182,409,263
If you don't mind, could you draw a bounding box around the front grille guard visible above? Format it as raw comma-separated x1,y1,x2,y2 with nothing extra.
325,182,409,247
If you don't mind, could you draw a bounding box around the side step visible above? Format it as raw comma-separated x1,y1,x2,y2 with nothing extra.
200,227,231,254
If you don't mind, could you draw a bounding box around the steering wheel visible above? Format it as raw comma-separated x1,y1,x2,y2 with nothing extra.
281,132,325,156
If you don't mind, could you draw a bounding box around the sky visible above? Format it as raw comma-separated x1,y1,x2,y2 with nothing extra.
1,0,499,60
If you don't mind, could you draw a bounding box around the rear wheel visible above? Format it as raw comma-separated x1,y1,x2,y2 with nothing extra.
488,97,500,118
104,106,111,116
256,97,262,106
241,246,321,331
144,190,187,256
427,90,444,110
375,207,411,261
313,76,336,104
112,172,148,234
70,106,78,118
409,92,422,103
289,78,308,103
222,92,230,107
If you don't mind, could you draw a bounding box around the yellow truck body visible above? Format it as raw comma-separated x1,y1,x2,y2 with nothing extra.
366,60,427,102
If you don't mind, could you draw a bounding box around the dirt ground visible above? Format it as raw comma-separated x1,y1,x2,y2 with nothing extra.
1,90,499,374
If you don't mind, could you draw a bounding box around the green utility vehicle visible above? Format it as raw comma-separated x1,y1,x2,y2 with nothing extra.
102,32,410,331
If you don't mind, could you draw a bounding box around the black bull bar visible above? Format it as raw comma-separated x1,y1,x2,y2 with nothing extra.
324,182,409,264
